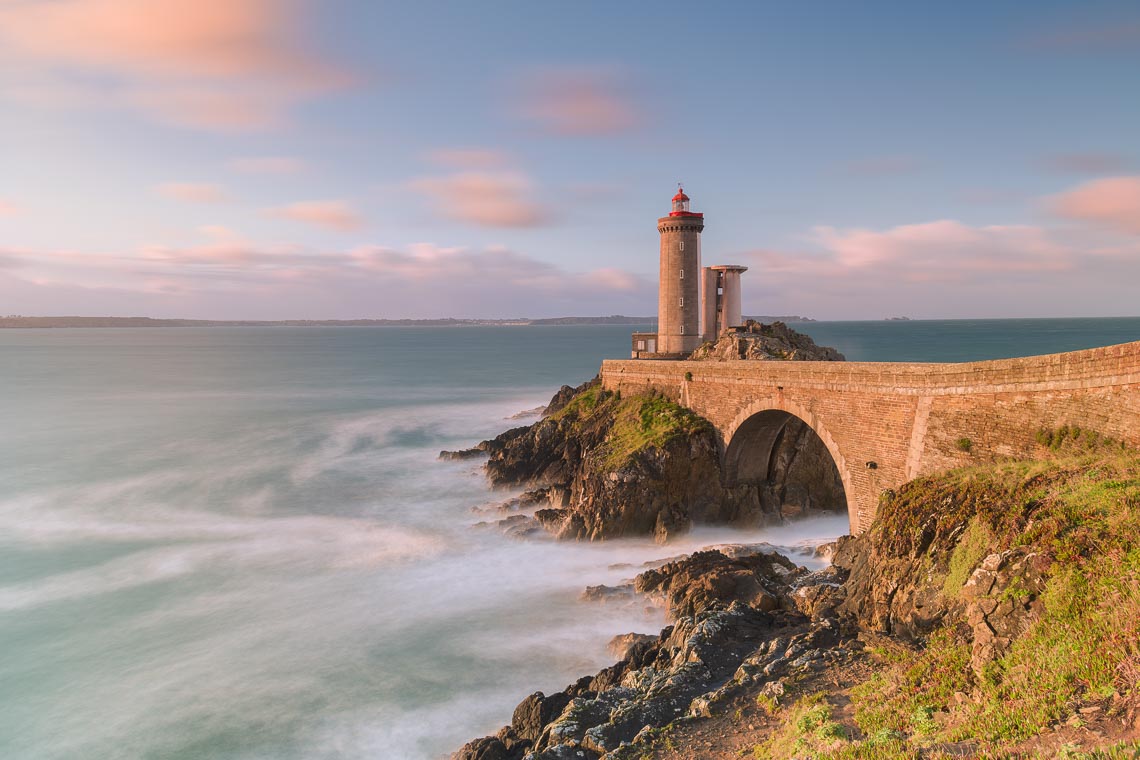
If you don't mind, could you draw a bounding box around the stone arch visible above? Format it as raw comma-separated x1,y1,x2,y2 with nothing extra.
722,399,856,533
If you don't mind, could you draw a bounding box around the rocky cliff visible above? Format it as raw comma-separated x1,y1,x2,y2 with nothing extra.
454,435,1140,759
478,384,738,542
446,381,846,542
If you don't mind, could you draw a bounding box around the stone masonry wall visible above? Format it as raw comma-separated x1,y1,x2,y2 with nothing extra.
600,340,1140,534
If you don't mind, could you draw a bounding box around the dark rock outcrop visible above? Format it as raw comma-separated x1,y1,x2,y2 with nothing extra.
478,389,738,542
633,549,803,619
440,447,487,461
958,547,1050,676
689,320,845,362
454,549,835,759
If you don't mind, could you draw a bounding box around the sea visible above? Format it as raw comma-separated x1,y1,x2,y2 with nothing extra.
1,317,1138,760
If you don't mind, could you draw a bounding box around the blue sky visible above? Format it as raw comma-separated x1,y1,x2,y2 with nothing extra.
0,0,1138,319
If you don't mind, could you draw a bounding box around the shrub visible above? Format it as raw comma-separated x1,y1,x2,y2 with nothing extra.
955,437,973,453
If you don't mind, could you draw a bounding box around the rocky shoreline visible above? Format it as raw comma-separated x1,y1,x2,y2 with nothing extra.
451,443,1140,758
453,544,843,760
443,328,1139,758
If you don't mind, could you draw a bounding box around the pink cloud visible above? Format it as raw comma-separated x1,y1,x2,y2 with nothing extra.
1049,176,1140,235
156,182,227,203
734,213,1140,318
0,242,651,319
228,156,306,174
410,172,552,228
267,200,365,231
425,148,508,169
0,199,17,217
516,67,640,136
126,86,290,130
0,0,349,130
811,220,1070,275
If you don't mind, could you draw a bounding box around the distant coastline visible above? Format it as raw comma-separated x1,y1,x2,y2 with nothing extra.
0,315,816,329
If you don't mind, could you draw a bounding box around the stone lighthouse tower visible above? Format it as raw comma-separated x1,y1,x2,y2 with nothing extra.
657,187,704,355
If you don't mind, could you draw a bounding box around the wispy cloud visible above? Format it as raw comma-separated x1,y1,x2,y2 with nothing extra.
730,177,1140,317
227,156,306,174
410,172,552,228
737,215,1140,318
0,198,18,217
156,182,227,203
267,200,365,231
0,0,351,130
515,67,640,136
0,242,651,319
1049,176,1140,235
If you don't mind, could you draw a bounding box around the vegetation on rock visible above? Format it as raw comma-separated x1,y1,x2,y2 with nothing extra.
841,440,1139,752
549,385,714,471
478,384,732,541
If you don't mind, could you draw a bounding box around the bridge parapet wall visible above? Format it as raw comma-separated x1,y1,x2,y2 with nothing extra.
599,340,1140,534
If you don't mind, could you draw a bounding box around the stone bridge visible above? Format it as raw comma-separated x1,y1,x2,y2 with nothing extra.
600,340,1140,534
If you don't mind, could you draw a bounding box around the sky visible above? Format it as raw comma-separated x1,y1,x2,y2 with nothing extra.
0,0,1138,320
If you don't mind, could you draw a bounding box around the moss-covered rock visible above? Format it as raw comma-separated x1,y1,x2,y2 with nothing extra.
480,386,744,541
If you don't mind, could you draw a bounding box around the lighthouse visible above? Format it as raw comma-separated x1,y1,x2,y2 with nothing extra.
630,186,749,359
656,187,704,355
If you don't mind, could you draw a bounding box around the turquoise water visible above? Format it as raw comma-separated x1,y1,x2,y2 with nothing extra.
0,320,1136,759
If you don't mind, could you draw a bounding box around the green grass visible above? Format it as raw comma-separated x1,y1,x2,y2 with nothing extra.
752,693,852,759
604,393,713,468
851,628,971,738
942,516,995,597
1056,742,1140,759
845,443,1140,754
548,386,714,471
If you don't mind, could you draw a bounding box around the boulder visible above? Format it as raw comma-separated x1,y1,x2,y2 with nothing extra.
452,736,512,760
633,550,804,621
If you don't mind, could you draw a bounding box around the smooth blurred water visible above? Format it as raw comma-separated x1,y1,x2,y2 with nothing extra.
1,320,1135,759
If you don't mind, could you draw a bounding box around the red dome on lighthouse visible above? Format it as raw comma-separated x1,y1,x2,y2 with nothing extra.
669,186,702,217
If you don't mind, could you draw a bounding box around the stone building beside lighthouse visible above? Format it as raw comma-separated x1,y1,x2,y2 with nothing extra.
632,187,748,358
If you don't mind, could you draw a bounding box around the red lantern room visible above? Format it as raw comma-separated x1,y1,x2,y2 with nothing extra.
672,188,689,213
669,186,703,218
